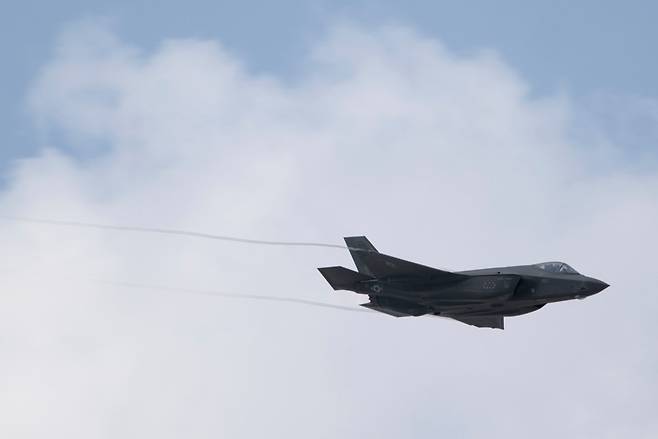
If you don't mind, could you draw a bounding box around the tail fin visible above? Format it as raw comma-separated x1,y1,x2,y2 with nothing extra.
343,235,467,282
344,236,378,276
318,266,372,291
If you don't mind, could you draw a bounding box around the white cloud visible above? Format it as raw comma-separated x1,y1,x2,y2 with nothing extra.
1,21,657,438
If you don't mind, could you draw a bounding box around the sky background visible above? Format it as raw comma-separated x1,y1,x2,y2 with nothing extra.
1,1,657,438
3,0,658,169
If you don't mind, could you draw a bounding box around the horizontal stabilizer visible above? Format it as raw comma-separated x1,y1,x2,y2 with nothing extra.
450,315,504,329
318,266,372,291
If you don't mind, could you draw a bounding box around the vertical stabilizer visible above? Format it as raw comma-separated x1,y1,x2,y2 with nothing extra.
344,236,378,276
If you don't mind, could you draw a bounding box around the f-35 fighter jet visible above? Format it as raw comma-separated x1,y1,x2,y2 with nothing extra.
318,236,608,329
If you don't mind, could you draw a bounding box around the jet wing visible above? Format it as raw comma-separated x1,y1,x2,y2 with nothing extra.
360,297,427,317
360,302,415,317
450,315,504,329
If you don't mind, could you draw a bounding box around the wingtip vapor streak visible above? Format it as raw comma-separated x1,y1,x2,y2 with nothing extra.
318,236,609,329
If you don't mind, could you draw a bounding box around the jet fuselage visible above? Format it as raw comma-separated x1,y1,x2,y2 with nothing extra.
318,237,609,329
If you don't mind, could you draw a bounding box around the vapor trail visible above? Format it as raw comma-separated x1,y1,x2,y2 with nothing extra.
96,279,372,313
0,216,377,313
0,215,361,250
2,265,371,314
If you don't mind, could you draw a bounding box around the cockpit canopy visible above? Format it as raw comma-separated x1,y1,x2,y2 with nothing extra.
534,261,579,274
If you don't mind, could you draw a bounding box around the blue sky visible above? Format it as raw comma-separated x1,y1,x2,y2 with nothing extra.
2,0,657,169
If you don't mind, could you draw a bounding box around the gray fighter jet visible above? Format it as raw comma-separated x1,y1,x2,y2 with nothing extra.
318,236,608,329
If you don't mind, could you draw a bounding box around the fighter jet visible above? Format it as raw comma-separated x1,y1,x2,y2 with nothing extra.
318,236,608,329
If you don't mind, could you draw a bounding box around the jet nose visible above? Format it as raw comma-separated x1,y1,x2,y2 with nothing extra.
589,279,609,294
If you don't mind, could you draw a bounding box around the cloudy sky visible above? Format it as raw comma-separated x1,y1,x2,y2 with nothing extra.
1,2,657,438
